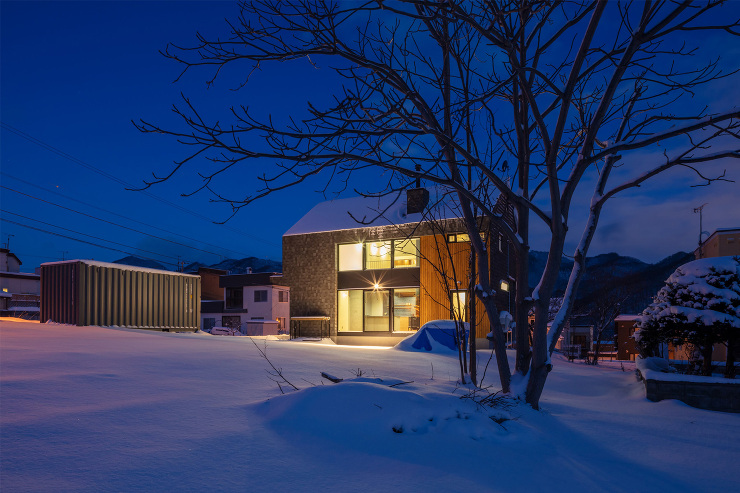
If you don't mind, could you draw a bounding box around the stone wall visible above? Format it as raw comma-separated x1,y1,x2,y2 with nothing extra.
639,371,740,413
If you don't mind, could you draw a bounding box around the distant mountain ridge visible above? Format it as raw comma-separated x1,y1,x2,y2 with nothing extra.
113,256,282,274
528,250,695,313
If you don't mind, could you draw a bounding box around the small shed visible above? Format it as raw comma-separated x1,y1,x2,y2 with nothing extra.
40,260,201,331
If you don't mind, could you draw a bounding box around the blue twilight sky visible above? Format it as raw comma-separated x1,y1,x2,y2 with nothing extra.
1,1,739,273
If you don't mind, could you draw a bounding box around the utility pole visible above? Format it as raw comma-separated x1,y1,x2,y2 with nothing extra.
61,251,68,261
693,203,708,259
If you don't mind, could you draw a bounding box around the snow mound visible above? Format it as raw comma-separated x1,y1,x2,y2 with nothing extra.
258,378,514,445
394,320,469,353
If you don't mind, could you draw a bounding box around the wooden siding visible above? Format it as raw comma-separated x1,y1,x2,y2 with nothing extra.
419,235,492,339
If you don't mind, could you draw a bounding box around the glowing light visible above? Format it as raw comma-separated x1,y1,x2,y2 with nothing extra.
500,280,509,292
379,244,388,257
373,283,380,290
355,242,363,252
370,243,378,255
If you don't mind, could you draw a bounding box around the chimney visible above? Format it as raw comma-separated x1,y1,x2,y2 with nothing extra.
246,267,253,274
406,188,429,215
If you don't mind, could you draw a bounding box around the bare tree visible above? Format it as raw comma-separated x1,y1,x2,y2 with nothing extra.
584,283,629,365
136,0,740,409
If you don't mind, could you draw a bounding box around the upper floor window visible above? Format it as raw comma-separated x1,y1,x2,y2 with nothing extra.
225,287,243,309
338,238,420,271
365,241,391,270
254,290,268,302
447,232,486,243
338,243,363,271
394,238,419,268
278,291,288,303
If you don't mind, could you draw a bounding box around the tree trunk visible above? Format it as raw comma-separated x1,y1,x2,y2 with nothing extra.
515,201,531,375
469,247,477,385
701,344,713,377
592,329,603,366
725,337,736,379
525,299,552,409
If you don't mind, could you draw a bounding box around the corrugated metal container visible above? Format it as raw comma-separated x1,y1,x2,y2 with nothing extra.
40,260,201,331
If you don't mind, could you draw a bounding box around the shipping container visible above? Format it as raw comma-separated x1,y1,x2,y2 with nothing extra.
40,260,201,331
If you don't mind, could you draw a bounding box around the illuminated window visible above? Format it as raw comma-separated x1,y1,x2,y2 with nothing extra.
393,238,419,268
500,280,509,292
337,290,363,332
393,288,420,331
447,232,486,243
338,243,363,271
364,290,389,331
450,290,467,321
365,241,391,270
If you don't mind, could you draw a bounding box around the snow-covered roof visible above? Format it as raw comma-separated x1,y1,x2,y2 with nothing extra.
284,189,490,236
614,314,639,321
40,260,199,277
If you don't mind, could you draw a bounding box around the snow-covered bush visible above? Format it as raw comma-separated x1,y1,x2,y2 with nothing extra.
634,256,740,376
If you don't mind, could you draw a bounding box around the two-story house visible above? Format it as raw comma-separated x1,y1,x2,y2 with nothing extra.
281,189,519,346
200,271,290,336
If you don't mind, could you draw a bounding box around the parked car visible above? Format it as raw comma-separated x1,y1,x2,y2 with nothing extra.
210,326,240,336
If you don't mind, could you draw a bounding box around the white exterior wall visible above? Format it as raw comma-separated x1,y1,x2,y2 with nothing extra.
202,284,290,332
242,285,290,324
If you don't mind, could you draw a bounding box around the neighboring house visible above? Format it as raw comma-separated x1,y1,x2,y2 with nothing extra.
615,314,640,361
40,260,200,331
614,313,730,363
281,188,519,346
695,227,740,259
197,267,228,301
200,271,290,336
0,248,40,319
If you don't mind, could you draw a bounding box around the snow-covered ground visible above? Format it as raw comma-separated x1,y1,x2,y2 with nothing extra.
1,319,739,492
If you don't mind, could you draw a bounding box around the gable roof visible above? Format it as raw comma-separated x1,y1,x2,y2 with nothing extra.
284,189,500,236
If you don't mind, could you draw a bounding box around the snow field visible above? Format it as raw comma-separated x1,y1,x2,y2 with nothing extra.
1,319,739,492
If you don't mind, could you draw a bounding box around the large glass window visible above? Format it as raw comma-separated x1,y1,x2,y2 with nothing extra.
364,290,389,331
337,290,363,332
393,239,420,268
393,288,420,332
365,241,391,270
338,243,363,271
338,238,420,271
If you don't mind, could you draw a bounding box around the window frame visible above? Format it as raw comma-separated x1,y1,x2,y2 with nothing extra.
337,287,420,333
337,238,420,272
225,287,243,310
254,290,268,303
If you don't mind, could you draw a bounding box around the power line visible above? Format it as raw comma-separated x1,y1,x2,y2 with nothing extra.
0,218,179,268
1,172,253,258
1,184,243,260
0,121,278,246
1,210,182,263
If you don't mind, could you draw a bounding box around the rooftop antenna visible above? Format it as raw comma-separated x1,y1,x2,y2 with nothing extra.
5,234,14,250
693,203,709,258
